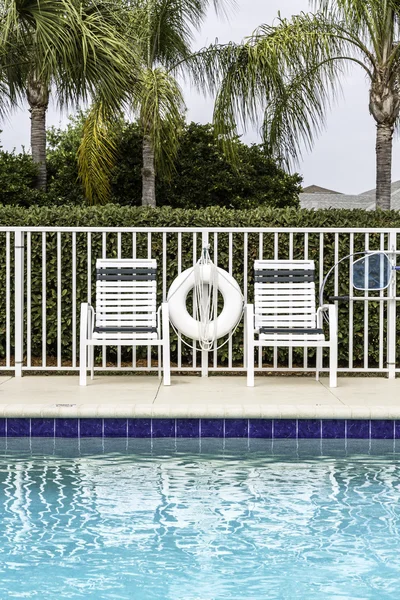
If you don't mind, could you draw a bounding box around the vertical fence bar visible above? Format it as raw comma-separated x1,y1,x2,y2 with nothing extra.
334,233,339,354
26,232,31,368
288,233,294,369
318,233,324,373
101,232,107,369
42,232,46,368
201,231,209,377
192,233,197,369
364,233,369,370
177,232,182,370
72,232,77,368
132,232,137,368
258,233,263,369
349,233,354,370
243,232,248,302
162,232,167,301
147,233,152,369
243,232,248,371
303,233,309,369
5,232,10,369
334,233,339,299
5,232,11,369
117,232,122,369
213,232,218,371
117,231,122,258
102,232,107,259
162,232,167,377
228,232,233,369
57,232,62,368
87,232,92,304
387,230,397,378
14,230,24,377
273,233,279,369
379,233,385,370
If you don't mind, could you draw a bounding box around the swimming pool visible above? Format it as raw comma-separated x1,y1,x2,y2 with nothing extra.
1,438,400,599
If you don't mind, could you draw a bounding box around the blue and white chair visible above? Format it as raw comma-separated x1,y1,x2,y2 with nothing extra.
79,259,170,385
245,260,338,387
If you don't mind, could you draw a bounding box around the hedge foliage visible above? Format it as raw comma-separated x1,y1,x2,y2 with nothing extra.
46,119,302,208
0,205,399,369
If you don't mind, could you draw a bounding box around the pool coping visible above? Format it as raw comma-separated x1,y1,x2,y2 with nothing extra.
1,375,400,430
0,374,399,439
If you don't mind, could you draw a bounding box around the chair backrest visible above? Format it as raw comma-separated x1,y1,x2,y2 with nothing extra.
254,260,317,331
95,259,157,333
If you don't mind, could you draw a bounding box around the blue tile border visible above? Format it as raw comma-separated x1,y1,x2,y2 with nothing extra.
80,418,103,437
128,418,151,438
1,418,400,439
7,418,30,437
321,420,346,439
55,418,79,438
31,418,55,437
200,419,224,437
274,419,297,439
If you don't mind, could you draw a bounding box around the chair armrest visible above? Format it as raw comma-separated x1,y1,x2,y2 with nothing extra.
80,302,94,340
245,303,254,331
317,304,337,340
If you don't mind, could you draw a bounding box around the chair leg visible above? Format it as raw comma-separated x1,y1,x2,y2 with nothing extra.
158,345,162,380
246,304,255,387
79,344,87,386
247,345,254,386
162,303,171,386
316,347,322,382
243,317,247,369
329,343,338,388
90,346,94,380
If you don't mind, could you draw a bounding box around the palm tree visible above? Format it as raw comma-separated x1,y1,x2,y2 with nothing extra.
197,0,400,209
79,0,232,206
0,0,135,190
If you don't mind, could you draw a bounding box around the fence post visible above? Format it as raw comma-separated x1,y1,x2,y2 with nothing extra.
14,230,24,377
201,231,209,377
387,231,397,379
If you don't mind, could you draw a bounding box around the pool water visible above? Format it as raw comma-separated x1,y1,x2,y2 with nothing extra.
1,438,400,599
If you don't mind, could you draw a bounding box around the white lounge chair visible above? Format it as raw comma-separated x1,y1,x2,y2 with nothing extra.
79,259,170,386
245,259,337,387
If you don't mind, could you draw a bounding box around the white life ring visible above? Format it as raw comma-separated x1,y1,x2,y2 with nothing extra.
167,265,243,341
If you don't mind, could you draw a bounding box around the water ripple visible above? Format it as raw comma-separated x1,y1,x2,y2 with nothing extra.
0,440,400,598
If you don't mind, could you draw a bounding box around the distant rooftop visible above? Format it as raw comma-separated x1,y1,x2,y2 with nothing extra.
359,180,400,198
300,180,400,210
302,184,343,195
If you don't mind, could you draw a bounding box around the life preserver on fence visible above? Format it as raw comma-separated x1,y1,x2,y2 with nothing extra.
167,265,243,341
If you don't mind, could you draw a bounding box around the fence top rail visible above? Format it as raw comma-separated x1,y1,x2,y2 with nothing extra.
0,226,399,234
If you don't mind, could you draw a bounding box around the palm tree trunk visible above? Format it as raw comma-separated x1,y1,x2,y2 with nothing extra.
142,135,156,207
375,122,394,210
27,78,49,191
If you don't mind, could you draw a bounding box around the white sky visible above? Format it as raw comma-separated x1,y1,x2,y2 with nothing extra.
1,0,399,195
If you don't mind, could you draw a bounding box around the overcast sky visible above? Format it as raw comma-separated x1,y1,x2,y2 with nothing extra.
1,0,399,195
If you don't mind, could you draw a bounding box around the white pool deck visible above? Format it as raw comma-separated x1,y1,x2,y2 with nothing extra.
0,375,398,419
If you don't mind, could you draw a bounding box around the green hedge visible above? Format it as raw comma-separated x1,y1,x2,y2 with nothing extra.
0,205,399,368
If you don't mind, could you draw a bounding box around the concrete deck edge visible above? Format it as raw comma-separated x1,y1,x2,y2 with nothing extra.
0,405,399,419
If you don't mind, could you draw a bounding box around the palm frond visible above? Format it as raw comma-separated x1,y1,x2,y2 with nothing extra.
137,67,185,177
126,0,234,70
204,11,358,168
78,101,120,205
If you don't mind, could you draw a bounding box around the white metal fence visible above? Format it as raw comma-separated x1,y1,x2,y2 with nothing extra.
1,226,398,377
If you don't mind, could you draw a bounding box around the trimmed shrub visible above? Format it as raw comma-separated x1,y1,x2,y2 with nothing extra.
0,151,49,207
